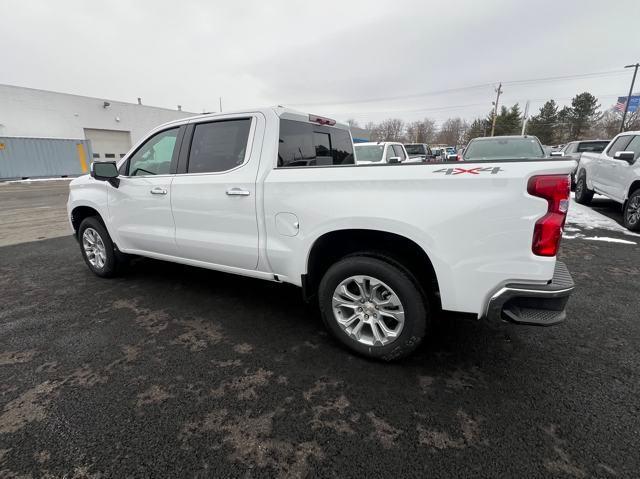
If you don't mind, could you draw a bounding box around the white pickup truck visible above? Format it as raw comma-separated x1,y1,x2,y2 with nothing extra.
574,131,640,231
68,107,576,360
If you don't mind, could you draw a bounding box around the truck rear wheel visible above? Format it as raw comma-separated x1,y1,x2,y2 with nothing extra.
575,173,593,205
318,255,428,361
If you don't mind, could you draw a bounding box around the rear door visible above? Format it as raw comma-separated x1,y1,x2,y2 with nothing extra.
170,114,264,269
108,126,183,255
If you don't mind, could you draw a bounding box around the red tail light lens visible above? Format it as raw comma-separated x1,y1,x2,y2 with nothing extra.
527,175,570,256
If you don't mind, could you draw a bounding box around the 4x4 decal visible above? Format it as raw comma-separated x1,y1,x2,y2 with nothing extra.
433,166,504,175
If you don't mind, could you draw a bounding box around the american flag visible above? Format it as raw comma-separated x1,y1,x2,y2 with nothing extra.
615,97,627,112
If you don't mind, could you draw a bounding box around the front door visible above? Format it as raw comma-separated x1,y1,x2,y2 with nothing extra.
108,127,181,256
171,115,263,270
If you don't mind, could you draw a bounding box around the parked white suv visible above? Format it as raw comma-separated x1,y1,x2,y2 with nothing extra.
68,107,576,360
574,131,640,231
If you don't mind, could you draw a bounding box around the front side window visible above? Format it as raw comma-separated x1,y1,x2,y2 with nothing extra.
128,128,179,176
392,145,406,160
278,120,354,167
606,136,633,157
623,135,640,161
187,119,252,174
385,145,395,161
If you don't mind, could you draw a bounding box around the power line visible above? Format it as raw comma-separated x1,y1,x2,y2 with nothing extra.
291,69,627,107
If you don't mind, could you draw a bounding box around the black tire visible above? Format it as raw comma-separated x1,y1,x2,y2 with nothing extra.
318,255,429,361
574,173,593,205
77,217,119,278
623,189,640,231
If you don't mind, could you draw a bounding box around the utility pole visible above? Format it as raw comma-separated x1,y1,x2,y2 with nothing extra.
521,100,530,135
219,97,223,113
490,83,503,137
620,63,639,132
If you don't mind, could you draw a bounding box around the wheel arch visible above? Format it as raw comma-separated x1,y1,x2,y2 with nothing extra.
70,205,105,237
303,228,441,306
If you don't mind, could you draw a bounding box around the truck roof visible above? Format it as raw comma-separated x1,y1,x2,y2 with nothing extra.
149,106,350,132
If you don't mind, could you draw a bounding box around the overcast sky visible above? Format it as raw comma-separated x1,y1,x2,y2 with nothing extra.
2,0,639,127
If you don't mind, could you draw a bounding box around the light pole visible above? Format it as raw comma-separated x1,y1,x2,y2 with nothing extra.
620,63,639,132
490,83,503,137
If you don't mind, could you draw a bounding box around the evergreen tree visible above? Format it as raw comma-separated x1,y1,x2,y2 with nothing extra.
465,118,488,142
569,92,600,140
526,100,558,145
487,104,522,136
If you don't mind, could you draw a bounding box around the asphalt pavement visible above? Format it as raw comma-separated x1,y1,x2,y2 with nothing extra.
1,183,639,478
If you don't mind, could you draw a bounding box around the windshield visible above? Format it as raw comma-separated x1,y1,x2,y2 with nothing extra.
463,138,544,160
354,144,385,162
577,141,610,153
405,144,425,155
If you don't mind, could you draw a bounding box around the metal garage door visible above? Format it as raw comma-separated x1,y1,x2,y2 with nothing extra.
84,129,132,163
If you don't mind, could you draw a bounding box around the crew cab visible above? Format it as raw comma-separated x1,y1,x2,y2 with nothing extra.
574,131,640,231
68,107,576,360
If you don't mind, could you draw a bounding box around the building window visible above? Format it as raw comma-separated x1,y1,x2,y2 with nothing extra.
105,153,115,159
93,153,100,159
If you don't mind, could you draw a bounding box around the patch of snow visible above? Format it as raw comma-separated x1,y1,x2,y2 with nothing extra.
566,199,640,238
583,236,637,245
0,177,74,184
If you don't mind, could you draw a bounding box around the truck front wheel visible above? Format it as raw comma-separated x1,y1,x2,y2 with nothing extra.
318,255,428,361
78,217,120,278
623,189,640,231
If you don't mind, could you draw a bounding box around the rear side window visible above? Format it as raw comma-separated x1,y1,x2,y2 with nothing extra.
278,120,354,167
606,136,633,157
187,119,252,173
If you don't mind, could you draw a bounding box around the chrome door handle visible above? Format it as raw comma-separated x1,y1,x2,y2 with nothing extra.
150,187,167,195
226,188,250,196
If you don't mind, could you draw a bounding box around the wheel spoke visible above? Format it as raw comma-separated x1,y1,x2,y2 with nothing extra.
331,274,406,348
350,319,365,339
339,284,361,302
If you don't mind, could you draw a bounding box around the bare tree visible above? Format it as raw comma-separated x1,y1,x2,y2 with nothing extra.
437,118,468,146
405,118,436,143
346,118,360,129
374,118,405,142
592,108,640,138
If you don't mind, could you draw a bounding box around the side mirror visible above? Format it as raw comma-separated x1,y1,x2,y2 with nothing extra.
388,156,401,164
614,151,635,163
91,161,120,187
550,151,564,157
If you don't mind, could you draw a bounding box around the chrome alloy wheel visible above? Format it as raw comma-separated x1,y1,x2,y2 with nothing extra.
82,227,107,269
627,195,640,226
332,275,405,347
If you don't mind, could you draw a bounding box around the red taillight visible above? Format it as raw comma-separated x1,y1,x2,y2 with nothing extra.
456,153,462,161
527,175,570,257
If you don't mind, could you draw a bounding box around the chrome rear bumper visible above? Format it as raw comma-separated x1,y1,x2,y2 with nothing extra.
485,261,575,326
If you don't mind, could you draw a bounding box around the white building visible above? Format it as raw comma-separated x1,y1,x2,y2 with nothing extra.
0,83,195,164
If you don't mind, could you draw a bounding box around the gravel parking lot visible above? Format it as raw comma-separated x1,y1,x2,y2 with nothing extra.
1,182,639,478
